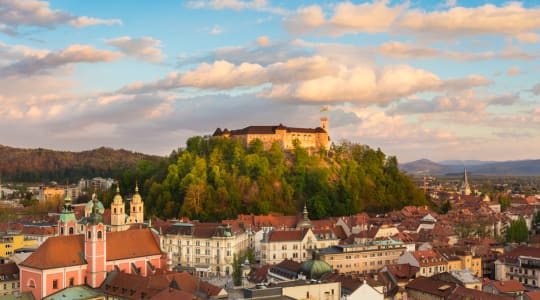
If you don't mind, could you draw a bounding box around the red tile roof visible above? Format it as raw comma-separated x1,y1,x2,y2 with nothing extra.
21,228,161,269
20,234,86,269
411,249,445,267
268,229,307,242
487,280,526,293
449,286,512,300
526,290,540,300
406,277,456,297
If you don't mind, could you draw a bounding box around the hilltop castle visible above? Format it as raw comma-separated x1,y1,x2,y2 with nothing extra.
212,117,330,151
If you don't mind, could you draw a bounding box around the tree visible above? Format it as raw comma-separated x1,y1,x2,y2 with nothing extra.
232,254,242,286
506,217,529,243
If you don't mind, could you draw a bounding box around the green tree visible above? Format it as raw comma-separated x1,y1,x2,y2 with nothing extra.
506,217,529,243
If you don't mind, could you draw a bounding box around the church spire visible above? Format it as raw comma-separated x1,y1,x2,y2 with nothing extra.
461,166,471,196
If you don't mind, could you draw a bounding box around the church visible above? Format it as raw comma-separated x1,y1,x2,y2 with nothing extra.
20,188,164,299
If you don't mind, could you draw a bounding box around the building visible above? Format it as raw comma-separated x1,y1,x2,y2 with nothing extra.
212,118,330,152
398,249,447,277
110,184,145,232
483,280,527,299
495,245,540,288
243,280,341,300
0,263,20,296
460,167,471,196
260,227,339,265
434,247,483,277
19,196,164,299
42,187,65,203
0,234,36,262
161,222,249,277
317,239,406,275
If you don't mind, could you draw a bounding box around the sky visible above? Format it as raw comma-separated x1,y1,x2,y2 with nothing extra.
1,0,540,163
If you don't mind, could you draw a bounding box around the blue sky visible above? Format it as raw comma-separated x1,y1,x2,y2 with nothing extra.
1,0,540,162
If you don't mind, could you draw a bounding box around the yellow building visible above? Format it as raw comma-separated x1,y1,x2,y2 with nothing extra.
0,234,36,258
212,118,330,152
43,187,65,203
436,247,482,277
318,239,407,275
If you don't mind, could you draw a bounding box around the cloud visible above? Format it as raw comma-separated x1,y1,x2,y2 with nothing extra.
256,36,270,47
387,91,486,115
531,83,540,95
209,25,223,35
506,66,522,76
185,0,287,15
0,0,121,34
488,93,520,106
398,2,540,38
124,56,338,93
515,32,540,43
285,1,406,36
105,36,164,63
0,44,122,77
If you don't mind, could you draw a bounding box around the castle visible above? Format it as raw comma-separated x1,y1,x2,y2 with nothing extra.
212,118,330,152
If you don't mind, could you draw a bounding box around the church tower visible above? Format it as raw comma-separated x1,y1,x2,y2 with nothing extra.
85,194,107,288
320,117,329,132
110,186,125,232
460,167,471,196
58,190,77,235
130,183,144,224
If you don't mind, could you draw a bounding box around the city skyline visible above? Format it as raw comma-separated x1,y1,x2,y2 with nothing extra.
1,0,539,162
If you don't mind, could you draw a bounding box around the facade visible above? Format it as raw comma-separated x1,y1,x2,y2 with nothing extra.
435,247,483,277
0,263,20,296
161,222,249,277
0,234,36,260
110,184,145,232
42,187,65,203
495,245,540,288
398,249,447,277
19,197,164,299
212,118,330,151
317,239,406,275
260,228,339,265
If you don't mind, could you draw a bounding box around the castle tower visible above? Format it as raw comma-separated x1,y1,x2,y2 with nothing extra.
130,183,144,224
58,190,77,236
85,195,107,288
320,117,329,132
110,186,125,232
460,167,471,196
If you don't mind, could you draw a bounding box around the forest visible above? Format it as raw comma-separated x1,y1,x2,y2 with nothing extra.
108,136,426,221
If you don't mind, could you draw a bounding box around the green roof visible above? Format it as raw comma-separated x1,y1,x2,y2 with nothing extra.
43,285,102,300
299,258,333,280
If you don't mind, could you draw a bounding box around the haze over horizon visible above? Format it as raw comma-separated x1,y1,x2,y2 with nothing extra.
1,0,540,162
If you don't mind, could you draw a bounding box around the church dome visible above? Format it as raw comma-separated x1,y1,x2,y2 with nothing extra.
113,186,123,205
298,256,333,280
86,193,105,214
132,183,142,204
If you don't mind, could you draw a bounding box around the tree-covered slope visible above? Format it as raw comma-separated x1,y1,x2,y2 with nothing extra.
0,145,162,182
137,137,426,221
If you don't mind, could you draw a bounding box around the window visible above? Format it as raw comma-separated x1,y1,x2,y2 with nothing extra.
69,227,74,235
53,279,58,289
87,231,91,239
28,279,35,288
69,277,74,287
98,231,103,239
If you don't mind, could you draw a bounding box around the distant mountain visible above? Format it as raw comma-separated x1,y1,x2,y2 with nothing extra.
400,159,540,176
438,160,497,166
0,145,163,182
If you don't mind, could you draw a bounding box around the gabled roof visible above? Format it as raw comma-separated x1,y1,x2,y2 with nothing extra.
406,277,456,297
487,280,526,293
0,263,19,281
20,234,86,269
268,228,309,242
21,228,161,269
411,249,445,266
449,286,512,300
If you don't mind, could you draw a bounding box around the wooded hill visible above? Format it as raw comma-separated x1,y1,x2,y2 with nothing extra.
0,145,162,182
113,137,426,221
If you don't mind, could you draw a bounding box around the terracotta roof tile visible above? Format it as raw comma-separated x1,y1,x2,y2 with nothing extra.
268,229,306,242
406,277,456,297
526,290,540,300
107,229,162,261
487,280,526,293
20,235,85,269
449,286,512,300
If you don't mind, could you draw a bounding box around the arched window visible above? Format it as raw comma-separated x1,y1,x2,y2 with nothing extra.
114,208,117,214
98,231,103,239
69,277,74,287
28,279,35,288
87,231,91,239
60,227,64,235
69,227,74,235
139,206,141,212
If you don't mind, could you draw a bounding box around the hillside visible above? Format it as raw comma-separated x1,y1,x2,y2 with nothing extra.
0,145,163,182
127,137,426,221
400,159,540,176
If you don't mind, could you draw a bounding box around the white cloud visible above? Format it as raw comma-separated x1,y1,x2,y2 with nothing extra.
0,44,122,76
105,36,164,62
506,66,522,76
285,1,406,36
256,36,270,47
209,25,223,35
0,0,121,34
186,0,287,15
